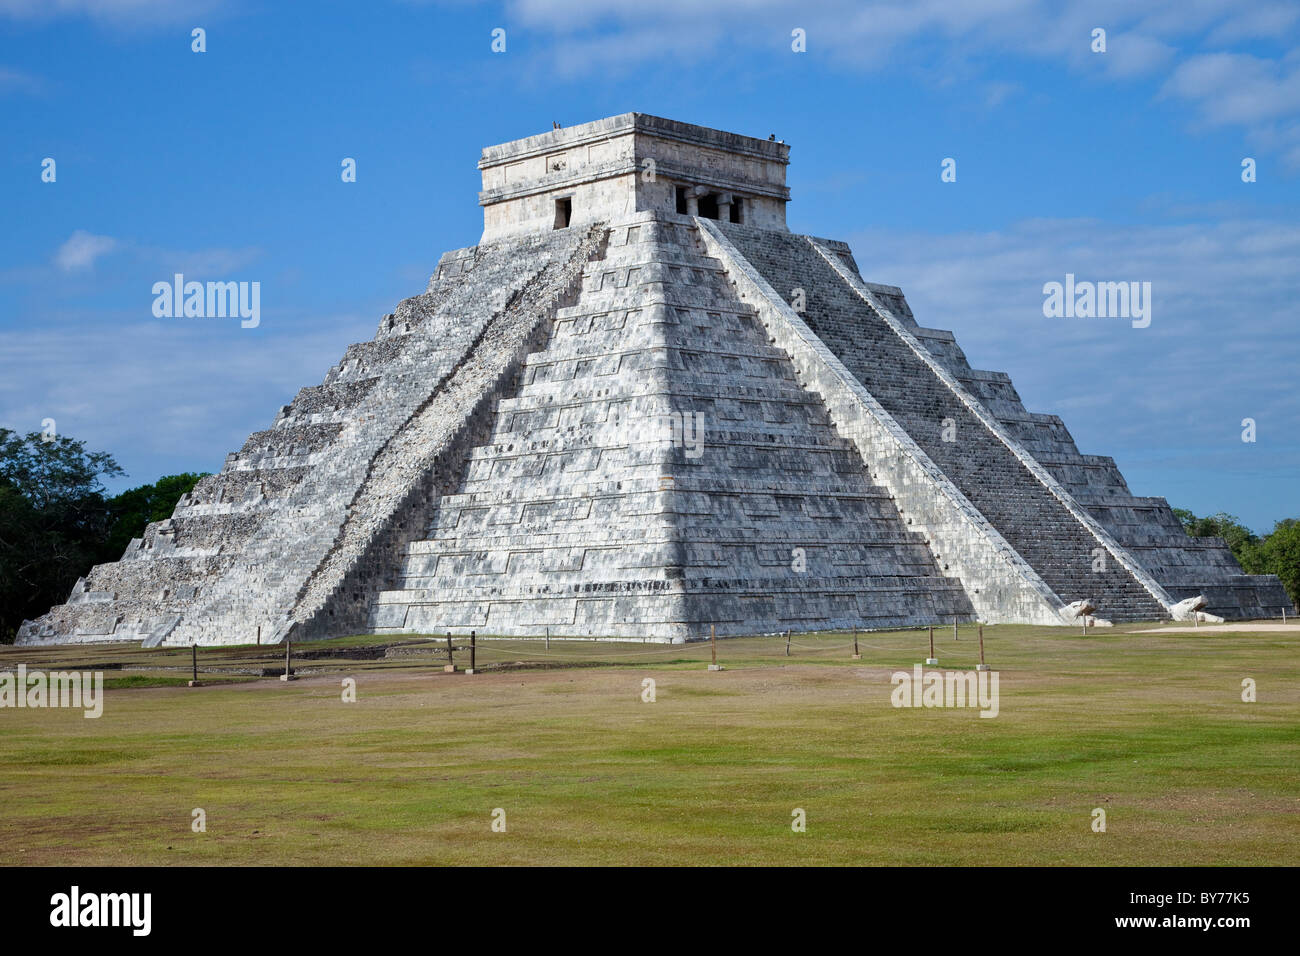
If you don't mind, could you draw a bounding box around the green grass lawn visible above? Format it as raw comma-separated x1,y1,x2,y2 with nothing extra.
1,622,1296,865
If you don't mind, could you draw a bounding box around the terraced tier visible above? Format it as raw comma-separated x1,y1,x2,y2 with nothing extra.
718,222,1169,622
372,215,971,640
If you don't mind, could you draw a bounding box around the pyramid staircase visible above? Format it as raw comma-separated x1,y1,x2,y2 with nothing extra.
371,213,974,639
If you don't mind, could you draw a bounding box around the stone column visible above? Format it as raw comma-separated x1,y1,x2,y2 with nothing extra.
716,192,733,222
686,185,707,216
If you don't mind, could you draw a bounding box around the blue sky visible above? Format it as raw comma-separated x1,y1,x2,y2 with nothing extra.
1,0,1297,530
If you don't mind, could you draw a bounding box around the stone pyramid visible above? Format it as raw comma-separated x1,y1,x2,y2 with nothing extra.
19,114,1288,646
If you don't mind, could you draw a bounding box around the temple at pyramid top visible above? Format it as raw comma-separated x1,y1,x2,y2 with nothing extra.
478,113,791,240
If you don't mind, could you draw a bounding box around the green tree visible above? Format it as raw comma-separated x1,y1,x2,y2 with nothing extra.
1177,510,1260,561
1177,506,1299,611
1257,519,1300,611
0,429,123,642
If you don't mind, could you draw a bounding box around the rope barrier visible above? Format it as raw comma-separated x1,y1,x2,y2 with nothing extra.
40,627,967,675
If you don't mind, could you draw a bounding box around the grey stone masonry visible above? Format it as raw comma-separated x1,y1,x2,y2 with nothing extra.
821,259,1289,620
479,113,790,241
372,212,972,640
18,225,603,646
717,221,1171,622
717,223,1283,621
696,219,1070,625
17,114,1287,646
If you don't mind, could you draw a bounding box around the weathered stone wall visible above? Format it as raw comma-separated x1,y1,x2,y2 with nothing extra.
696,218,1069,625
17,226,602,646
716,221,1172,622
789,234,1287,619
292,223,609,638
841,255,1289,618
372,212,971,639
479,113,789,241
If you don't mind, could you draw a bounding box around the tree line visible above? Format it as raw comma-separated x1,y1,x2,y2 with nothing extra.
1170,508,1300,612
0,428,204,642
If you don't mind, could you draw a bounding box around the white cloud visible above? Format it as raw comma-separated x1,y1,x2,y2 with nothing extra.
492,0,1300,163
503,0,1178,73
0,0,219,27
0,310,374,483
840,213,1300,525
1162,52,1300,127
1204,2,1300,44
54,231,119,272
39,232,261,279
0,65,42,95
983,81,1020,108
133,242,263,276
1161,50,1300,168
1098,32,1176,78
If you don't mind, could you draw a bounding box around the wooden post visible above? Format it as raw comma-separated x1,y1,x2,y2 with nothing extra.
785,629,791,657
469,630,477,674
256,625,261,646
977,625,989,671
545,625,550,650
708,624,721,670
192,644,198,683
280,638,295,681
928,626,936,665
953,617,959,641
852,629,860,659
